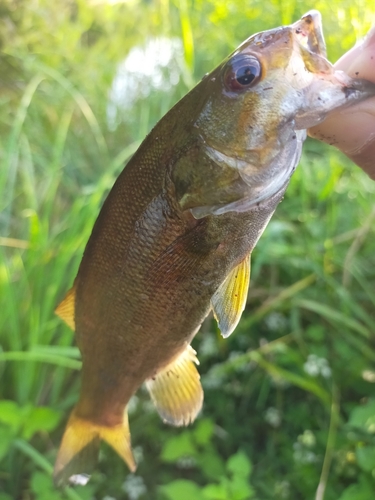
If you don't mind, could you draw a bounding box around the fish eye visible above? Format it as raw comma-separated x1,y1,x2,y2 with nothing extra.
223,55,261,92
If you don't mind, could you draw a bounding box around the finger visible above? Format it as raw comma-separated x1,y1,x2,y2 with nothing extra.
309,25,375,179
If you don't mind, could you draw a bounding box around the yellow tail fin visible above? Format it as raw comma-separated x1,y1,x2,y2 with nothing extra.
53,409,136,486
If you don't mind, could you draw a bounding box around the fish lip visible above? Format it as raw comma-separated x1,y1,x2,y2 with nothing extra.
340,74,375,101
330,69,375,100
292,10,327,58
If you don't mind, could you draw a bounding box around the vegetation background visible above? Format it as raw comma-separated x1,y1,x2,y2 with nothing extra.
1,0,375,498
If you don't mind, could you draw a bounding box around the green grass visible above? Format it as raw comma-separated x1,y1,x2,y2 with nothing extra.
1,0,375,499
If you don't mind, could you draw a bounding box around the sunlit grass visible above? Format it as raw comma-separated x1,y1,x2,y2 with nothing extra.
0,0,375,498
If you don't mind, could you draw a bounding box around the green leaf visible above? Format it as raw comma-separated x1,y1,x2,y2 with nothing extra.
356,446,375,472
31,471,54,497
194,418,214,446
22,407,62,440
202,483,227,500
71,485,96,500
75,486,96,500
0,350,82,370
306,325,325,342
160,480,205,500
0,494,13,500
230,476,255,500
295,299,371,339
249,351,330,405
338,482,375,500
0,400,23,433
0,425,15,461
227,451,252,478
15,441,85,500
348,400,375,432
197,449,225,480
161,432,196,462
30,471,66,500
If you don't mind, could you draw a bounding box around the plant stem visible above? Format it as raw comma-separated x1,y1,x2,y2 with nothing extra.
315,383,340,500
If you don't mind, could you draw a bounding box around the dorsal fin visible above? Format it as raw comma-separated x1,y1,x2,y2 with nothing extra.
211,254,251,338
55,285,76,330
146,345,203,427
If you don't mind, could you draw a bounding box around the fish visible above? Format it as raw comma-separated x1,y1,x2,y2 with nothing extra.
53,10,375,486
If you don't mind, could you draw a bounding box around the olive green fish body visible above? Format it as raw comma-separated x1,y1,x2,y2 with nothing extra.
53,11,375,485
74,117,286,425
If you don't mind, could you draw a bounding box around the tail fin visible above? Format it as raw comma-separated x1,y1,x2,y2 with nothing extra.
53,409,136,487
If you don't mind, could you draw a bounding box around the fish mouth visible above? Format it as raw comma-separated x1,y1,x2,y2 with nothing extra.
292,10,326,58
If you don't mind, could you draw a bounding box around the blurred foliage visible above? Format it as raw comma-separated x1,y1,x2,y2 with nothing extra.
1,0,375,499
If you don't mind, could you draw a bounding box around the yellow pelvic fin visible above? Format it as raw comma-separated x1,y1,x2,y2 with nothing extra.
211,254,251,338
53,408,135,487
55,285,76,330
146,345,203,427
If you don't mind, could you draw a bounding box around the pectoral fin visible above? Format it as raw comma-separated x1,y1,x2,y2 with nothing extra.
211,254,251,338
55,285,76,330
146,345,203,427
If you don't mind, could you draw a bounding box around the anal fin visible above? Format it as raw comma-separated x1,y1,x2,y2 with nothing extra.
55,285,76,330
146,345,203,427
211,254,251,338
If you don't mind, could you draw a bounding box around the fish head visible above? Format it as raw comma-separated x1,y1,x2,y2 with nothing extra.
198,10,375,149
189,11,375,216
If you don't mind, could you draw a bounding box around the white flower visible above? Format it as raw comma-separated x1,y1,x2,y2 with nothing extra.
303,354,331,378
298,430,316,448
122,475,147,500
274,480,290,499
293,430,318,464
264,312,287,332
265,407,281,428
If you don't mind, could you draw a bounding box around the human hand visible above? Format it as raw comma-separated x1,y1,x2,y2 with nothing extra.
309,26,375,180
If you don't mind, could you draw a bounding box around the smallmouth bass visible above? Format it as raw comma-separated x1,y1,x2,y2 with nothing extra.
53,11,375,485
